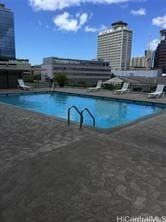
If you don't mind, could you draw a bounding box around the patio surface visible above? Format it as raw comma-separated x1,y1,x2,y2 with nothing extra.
0,88,166,222
53,87,166,104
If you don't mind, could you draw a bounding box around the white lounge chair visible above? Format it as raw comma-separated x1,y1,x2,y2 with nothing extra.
147,84,165,98
114,82,129,94
18,79,31,90
87,80,102,92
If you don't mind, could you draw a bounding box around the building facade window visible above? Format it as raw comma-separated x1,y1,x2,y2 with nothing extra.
0,4,15,60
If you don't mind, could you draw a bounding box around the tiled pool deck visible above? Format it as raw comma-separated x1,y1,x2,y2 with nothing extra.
0,88,166,221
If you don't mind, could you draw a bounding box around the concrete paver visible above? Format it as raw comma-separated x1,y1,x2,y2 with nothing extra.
0,89,166,222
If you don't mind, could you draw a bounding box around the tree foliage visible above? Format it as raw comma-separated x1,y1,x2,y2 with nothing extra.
54,73,68,87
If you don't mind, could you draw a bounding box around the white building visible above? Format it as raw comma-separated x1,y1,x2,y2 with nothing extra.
131,50,155,70
97,21,132,71
113,70,161,78
131,56,147,68
41,57,111,85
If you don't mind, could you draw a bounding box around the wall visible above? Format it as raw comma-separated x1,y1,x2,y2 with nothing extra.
113,70,160,77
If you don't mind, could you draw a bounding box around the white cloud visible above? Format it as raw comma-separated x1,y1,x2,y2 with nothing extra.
131,8,146,16
152,15,166,28
149,39,160,50
53,12,89,31
79,13,89,26
29,0,137,11
85,26,98,32
85,25,107,32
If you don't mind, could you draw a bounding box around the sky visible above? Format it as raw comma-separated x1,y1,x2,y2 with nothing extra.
2,0,166,65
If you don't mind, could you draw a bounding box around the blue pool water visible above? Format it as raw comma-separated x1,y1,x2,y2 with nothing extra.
0,92,163,129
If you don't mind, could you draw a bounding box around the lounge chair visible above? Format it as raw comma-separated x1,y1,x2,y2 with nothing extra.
147,84,165,98
87,80,102,92
114,82,129,94
18,79,31,90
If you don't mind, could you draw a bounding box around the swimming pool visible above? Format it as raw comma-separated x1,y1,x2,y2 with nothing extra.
0,92,164,129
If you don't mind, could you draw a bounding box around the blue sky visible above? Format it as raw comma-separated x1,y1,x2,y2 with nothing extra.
2,0,166,65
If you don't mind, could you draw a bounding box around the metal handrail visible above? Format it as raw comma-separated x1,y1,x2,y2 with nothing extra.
68,105,83,128
81,108,95,127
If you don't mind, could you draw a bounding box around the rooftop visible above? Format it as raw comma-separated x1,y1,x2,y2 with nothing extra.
112,20,128,26
99,20,131,36
0,2,11,11
0,88,166,221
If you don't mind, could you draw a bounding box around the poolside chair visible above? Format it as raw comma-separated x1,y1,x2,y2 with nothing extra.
147,84,165,98
114,82,129,94
87,80,102,92
18,79,31,90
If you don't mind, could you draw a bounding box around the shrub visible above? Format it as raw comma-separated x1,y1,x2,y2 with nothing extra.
24,75,34,83
103,84,117,90
54,73,68,87
33,74,41,81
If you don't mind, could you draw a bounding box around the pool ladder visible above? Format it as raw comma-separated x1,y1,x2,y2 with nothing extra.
68,105,95,128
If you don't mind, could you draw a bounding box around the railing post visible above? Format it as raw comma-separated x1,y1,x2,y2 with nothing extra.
68,105,83,128
81,108,95,127
67,106,95,128
68,108,70,125
80,114,83,128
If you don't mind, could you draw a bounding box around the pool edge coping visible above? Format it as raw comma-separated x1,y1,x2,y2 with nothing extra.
0,90,166,134
1,89,166,107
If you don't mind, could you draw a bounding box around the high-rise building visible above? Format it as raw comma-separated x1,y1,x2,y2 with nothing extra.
0,3,15,60
154,30,166,73
97,21,132,71
131,50,155,70
131,56,147,68
145,50,155,69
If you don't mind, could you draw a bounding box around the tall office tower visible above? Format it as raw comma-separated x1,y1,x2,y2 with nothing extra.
0,3,15,60
145,50,155,70
154,30,166,72
97,21,132,70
